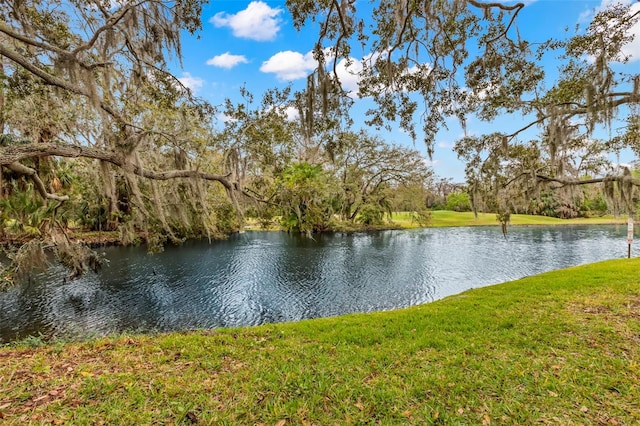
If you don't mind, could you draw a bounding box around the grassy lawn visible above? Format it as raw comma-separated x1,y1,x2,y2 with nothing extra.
391,210,628,229
1,259,639,424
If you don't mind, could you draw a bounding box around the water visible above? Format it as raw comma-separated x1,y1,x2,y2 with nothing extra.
0,225,634,342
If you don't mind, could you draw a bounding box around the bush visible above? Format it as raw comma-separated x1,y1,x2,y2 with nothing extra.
357,204,385,225
445,191,472,212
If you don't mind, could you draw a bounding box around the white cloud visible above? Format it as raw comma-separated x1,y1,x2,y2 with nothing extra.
284,106,300,121
211,1,282,41
206,52,249,69
260,48,369,91
438,141,452,149
578,9,594,24
260,50,316,80
260,48,428,96
333,57,364,96
178,72,204,92
216,113,236,123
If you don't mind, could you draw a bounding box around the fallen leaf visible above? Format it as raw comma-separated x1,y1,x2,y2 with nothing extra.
457,408,464,415
80,371,94,377
402,410,412,418
185,411,199,424
548,391,558,397
482,413,491,425
275,420,286,426
433,411,440,420
580,406,589,413
609,418,619,425
355,397,365,411
0,403,10,410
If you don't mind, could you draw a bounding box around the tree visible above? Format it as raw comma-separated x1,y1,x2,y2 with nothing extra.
216,87,297,200
445,191,472,212
453,4,640,223
326,131,433,222
0,0,248,277
276,162,336,235
289,1,639,225
287,0,534,153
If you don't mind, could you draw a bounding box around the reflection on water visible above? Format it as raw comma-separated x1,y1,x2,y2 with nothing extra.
0,225,634,342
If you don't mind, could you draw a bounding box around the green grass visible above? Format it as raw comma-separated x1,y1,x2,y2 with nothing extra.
244,211,627,233
1,259,639,424
391,210,628,228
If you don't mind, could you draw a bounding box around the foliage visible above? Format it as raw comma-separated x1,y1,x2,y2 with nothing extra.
287,0,534,155
0,0,637,276
276,162,335,234
327,131,433,222
445,191,472,212
287,0,638,229
389,183,429,212
0,0,239,278
583,193,609,217
356,203,386,226
1,259,639,424
453,3,639,225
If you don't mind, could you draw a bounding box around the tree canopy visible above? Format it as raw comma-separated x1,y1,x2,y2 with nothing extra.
289,0,639,222
0,0,639,279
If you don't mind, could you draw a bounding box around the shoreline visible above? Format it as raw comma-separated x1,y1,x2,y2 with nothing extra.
1,211,629,249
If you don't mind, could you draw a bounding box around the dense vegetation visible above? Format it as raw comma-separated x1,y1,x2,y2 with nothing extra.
1,258,638,424
1,3,637,422
0,1,638,279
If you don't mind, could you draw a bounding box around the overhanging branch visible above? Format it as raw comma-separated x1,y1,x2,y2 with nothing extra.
5,162,69,202
535,174,640,187
0,142,236,190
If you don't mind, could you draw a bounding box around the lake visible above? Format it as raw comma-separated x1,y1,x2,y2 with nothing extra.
0,225,635,342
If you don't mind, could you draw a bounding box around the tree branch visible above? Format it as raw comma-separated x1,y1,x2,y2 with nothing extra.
0,44,123,122
0,21,69,57
535,174,640,187
466,1,525,12
0,141,236,190
71,1,143,57
5,162,69,202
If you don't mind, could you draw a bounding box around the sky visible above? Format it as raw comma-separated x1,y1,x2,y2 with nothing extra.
170,0,640,182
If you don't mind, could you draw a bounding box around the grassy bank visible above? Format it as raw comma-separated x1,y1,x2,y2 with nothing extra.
392,210,629,229
1,259,639,424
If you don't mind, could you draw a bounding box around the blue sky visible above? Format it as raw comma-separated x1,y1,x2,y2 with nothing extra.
171,0,640,182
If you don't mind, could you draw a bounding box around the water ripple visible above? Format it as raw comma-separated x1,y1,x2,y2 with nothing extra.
0,225,635,342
